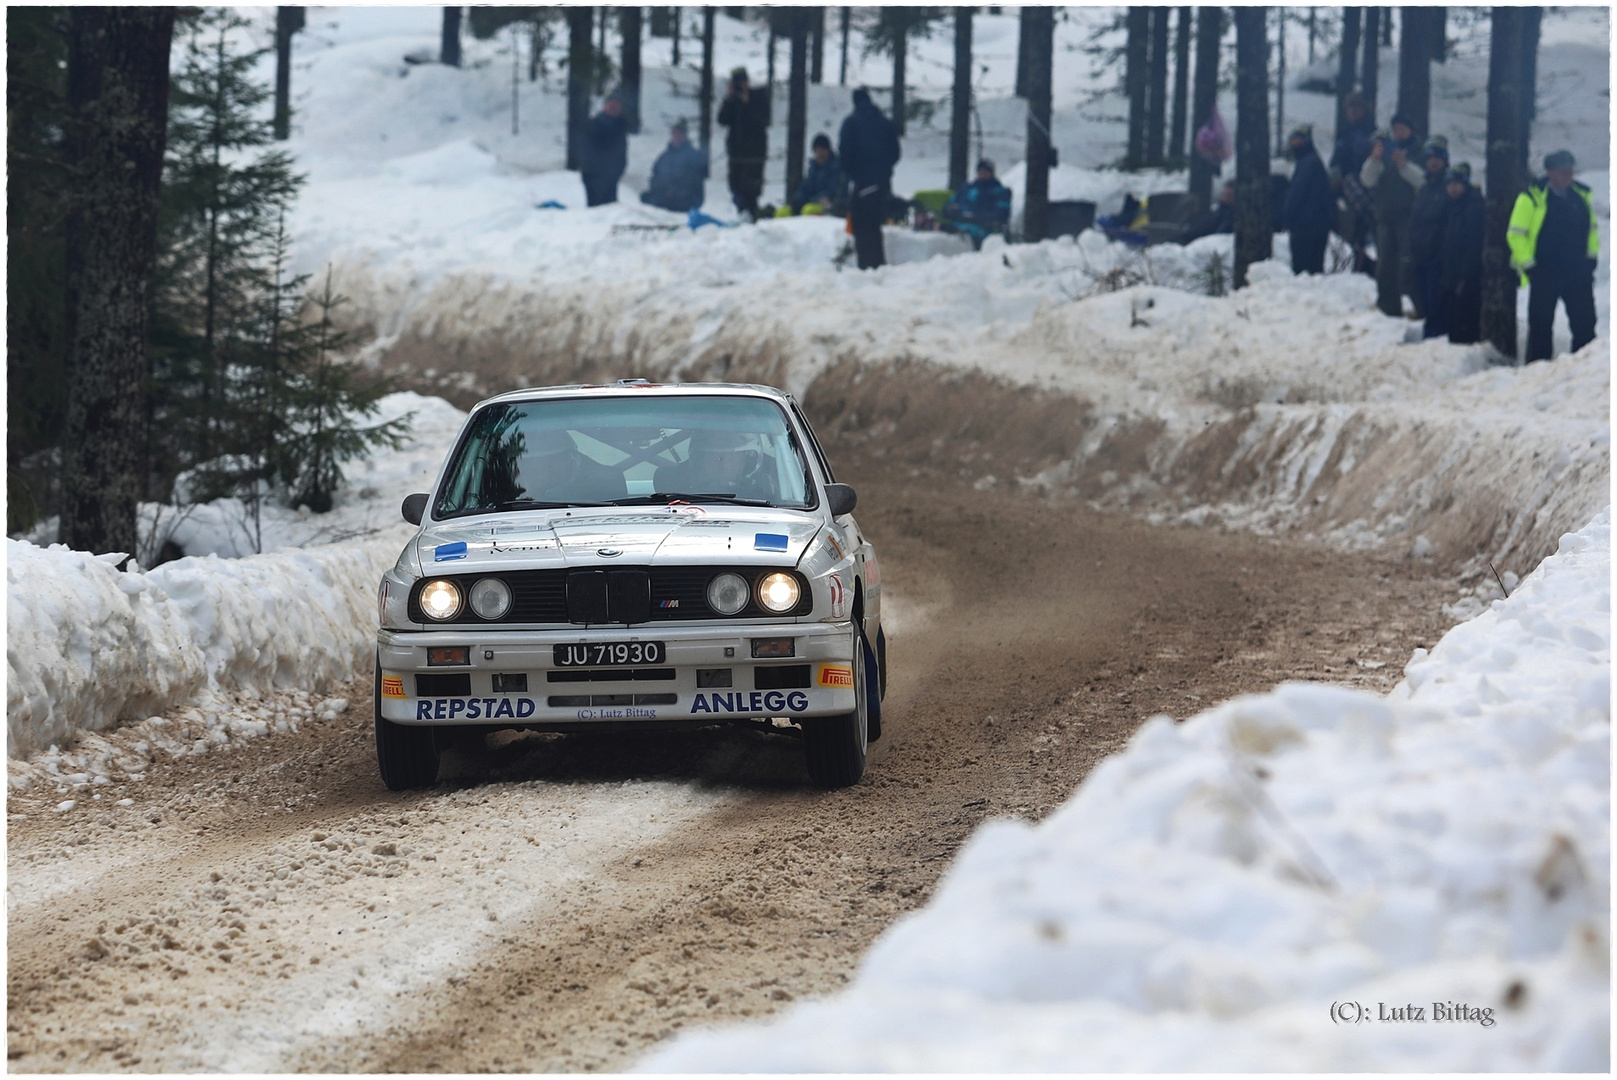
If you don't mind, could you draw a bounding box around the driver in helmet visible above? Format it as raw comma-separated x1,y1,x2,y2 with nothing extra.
514,427,624,504
660,427,775,502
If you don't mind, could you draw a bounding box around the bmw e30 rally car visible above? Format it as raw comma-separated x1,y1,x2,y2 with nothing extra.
374,380,885,790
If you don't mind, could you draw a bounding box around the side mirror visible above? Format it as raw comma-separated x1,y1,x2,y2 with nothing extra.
401,492,428,526
825,483,857,518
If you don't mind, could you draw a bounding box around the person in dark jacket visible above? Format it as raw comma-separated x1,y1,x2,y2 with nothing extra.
1182,181,1235,243
838,87,902,269
941,159,1013,249
717,67,770,219
580,95,629,207
1330,92,1376,274
1408,137,1451,337
1282,125,1333,274
1360,113,1424,316
792,134,845,214
1437,163,1485,345
640,121,708,213
1510,149,1600,362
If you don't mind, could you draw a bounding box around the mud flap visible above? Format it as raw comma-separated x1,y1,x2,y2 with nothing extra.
863,628,883,742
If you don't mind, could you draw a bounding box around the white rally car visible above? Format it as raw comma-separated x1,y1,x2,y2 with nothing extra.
375,381,885,790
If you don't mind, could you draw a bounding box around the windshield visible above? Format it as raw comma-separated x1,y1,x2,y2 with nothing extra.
434,395,817,518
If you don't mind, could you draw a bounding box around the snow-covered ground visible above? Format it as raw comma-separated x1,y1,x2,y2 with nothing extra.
644,510,1611,1072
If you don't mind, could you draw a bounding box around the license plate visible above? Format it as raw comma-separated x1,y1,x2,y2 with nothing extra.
553,641,666,667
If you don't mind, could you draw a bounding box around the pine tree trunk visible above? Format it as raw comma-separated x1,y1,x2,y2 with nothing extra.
621,6,641,133
62,6,174,558
1360,7,1378,117
1383,6,1394,47
811,6,824,84
1169,7,1191,163
892,21,907,137
839,7,850,87
672,5,681,66
1188,6,1222,209
274,7,303,140
1334,7,1359,136
1429,7,1447,60
1146,7,1169,166
1519,6,1540,169
699,7,715,150
1233,6,1271,289
1023,6,1053,242
566,7,592,170
1480,7,1525,359
440,6,461,67
1398,6,1431,138
950,7,973,191
766,20,777,124
1274,7,1286,150
1125,7,1149,169
1307,8,1315,64
1016,7,1033,98
786,10,808,202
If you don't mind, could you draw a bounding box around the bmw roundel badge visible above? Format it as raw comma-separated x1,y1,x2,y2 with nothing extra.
597,547,622,558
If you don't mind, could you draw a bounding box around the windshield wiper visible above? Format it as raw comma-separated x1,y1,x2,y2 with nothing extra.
609,492,774,507
485,499,604,512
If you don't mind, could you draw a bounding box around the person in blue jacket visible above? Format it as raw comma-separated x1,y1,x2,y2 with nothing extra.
792,134,845,214
942,159,1013,249
1282,124,1334,274
838,87,901,269
641,121,708,213
580,95,628,207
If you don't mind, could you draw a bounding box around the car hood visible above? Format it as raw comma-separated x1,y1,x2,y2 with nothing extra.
412,508,824,573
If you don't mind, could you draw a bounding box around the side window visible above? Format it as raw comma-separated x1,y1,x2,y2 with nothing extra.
789,402,835,484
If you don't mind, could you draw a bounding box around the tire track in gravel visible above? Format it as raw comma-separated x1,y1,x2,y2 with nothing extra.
7,479,1460,1072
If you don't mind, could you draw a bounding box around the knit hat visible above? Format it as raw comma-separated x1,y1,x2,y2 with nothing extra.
976,158,996,174
1544,149,1576,171
1422,135,1449,164
1288,122,1313,142
1389,112,1414,131
1445,161,1472,186
853,87,872,108
812,132,832,151
730,66,749,80
671,119,688,133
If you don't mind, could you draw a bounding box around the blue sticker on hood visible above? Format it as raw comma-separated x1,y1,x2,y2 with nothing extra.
434,542,468,562
754,533,789,552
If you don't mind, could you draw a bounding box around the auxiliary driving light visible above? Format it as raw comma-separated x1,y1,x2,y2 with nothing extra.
707,572,750,615
757,572,801,613
469,577,513,619
419,579,462,620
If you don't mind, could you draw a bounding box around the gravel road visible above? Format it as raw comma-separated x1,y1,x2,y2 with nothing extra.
7,475,1458,1072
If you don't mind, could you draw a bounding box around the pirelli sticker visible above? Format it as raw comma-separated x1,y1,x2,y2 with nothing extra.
818,664,854,688
381,675,407,698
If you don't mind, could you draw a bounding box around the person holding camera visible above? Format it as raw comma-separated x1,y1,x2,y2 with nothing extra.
838,87,901,270
1360,113,1424,317
717,67,770,220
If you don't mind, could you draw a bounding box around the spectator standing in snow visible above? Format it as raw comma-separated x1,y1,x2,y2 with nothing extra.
1360,113,1424,317
792,134,845,214
641,121,708,213
1282,124,1333,274
1408,137,1452,337
1182,181,1235,243
1510,149,1601,363
1438,163,1485,345
941,158,1013,249
717,68,770,220
839,87,902,270
580,95,629,207
1330,92,1376,274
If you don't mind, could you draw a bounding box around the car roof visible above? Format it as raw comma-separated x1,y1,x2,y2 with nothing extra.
476,380,794,410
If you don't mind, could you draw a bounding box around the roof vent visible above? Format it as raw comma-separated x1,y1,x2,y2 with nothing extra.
616,378,654,387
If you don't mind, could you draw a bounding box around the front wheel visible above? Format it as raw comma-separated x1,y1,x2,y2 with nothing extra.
374,663,439,790
802,631,869,788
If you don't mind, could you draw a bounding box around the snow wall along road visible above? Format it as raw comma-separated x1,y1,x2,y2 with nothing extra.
332,227,1607,578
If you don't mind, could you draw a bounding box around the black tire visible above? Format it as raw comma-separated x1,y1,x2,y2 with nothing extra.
863,627,883,744
803,630,869,788
374,662,439,790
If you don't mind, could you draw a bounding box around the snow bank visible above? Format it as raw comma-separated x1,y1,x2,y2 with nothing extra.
6,530,407,759
642,509,1611,1072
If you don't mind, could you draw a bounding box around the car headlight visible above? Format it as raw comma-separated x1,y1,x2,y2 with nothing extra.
757,572,801,613
419,579,462,621
707,572,750,616
469,577,512,620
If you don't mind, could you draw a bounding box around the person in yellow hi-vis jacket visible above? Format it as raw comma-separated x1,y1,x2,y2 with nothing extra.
1508,150,1600,363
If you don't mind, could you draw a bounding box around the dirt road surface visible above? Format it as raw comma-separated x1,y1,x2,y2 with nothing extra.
7,474,1458,1072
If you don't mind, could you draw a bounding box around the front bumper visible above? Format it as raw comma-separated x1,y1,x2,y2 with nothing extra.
377,621,857,726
